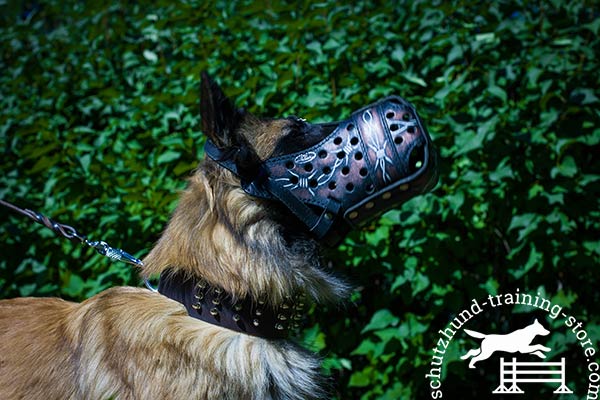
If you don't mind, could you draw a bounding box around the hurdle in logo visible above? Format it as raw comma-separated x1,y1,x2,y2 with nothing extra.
493,357,573,394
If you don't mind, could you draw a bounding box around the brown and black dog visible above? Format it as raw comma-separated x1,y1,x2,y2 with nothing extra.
0,74,437,399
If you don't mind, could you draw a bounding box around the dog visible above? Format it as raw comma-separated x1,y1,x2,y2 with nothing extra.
0,73,437,399
461,319,551,369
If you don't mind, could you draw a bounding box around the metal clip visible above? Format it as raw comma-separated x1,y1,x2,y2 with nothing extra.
86,240,143,267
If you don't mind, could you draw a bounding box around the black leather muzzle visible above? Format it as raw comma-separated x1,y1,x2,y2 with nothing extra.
205,96,438,245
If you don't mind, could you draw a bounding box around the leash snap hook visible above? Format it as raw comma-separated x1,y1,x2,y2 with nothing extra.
86,240,144,267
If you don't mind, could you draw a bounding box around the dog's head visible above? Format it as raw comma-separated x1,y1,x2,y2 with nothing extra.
200,73,438,245
532,319,550,336
144,74,438,303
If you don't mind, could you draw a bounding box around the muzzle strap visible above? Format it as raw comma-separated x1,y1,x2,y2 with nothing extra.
206,139,336,238
266,181,340,239
204,139,242,176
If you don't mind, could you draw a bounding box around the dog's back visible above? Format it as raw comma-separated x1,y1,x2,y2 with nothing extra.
0,296,78,398
0,288,322,400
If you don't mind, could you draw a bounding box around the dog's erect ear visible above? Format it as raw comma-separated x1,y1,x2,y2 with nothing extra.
200,72,244,148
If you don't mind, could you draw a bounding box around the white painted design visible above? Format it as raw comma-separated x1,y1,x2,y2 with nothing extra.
389,119,417,134
364,110,392,183
275,169,318,196
294,151,316,165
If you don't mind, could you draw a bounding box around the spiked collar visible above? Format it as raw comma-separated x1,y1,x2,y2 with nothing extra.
157,270,306,339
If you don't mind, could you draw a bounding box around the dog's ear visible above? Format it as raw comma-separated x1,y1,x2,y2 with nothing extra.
200,72,245,148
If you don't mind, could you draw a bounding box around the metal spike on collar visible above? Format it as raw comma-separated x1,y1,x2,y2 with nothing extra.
158,270,314,338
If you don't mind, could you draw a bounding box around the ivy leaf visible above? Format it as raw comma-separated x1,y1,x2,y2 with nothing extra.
362,309,400,333
143,50,158,63
157,151,181,165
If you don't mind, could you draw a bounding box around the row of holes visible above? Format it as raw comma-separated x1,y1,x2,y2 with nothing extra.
284,113,415,194
286,115,412,170
293,151,364,173
288,165,370,193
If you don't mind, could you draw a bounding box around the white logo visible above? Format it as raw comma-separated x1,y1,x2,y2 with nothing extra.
492,356,572,394
461,319,573,394
461,319,551,368
294,152,316,164
425,290,599,399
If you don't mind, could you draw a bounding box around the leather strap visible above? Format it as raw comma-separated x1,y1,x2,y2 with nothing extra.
158,270,305,339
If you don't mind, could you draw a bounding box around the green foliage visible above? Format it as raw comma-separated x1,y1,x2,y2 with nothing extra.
1,1,599,398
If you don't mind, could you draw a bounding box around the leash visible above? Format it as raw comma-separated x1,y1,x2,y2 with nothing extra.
0,198,156,290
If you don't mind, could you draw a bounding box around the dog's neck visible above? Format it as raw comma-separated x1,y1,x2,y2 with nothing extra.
142,162,348,332
157,269,306,338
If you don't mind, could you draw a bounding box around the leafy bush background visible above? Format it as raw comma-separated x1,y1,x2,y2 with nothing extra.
1,1,599,399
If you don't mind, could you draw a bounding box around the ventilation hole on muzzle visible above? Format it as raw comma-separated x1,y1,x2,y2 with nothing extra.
394,136,403,145
408,144,425,174
350,137,359,146
309,179,318,188
304,163,313,172
346,183,354,192
318,150,327,159
390,124,399,132
407,126,415,134
286,161,294,169
359,167,368,177
290,176,299,184
323,166,332,174
347,123,355,131
366,184,375,193
337,151,346,159
386,111,394,119
341,166,350,175
354,152,363,161
334,137,343,145
328,181,336,190
402,113,411,121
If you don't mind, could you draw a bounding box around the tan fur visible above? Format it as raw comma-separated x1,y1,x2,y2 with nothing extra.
0,288,323,399
0,81,346,399
144,160,345,305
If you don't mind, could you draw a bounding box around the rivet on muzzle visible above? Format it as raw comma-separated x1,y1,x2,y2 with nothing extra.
205,95,438,245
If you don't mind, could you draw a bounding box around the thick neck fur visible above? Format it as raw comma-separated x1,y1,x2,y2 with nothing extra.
142,159,347,305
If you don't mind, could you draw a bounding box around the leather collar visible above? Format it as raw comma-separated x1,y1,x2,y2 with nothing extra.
157,270,305,339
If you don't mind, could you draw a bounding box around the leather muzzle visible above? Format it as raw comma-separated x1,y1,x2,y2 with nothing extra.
206,96,438,245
